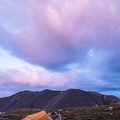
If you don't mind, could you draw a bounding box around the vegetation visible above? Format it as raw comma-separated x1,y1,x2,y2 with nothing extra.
101,95,111,105
0,105,120,120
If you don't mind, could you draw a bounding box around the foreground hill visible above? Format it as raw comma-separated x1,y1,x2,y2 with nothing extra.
0,89,119,111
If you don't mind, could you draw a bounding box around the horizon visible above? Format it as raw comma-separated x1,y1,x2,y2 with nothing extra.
0,0,120,98
1,88,120,99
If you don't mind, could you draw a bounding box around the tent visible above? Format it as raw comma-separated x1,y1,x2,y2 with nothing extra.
22,111,53,120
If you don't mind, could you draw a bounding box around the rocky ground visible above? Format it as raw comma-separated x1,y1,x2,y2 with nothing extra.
0,105,120,120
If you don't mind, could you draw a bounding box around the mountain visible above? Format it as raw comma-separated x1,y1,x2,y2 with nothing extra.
0,89,119,112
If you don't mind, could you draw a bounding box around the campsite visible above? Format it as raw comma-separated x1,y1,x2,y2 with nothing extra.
1,1,120,120
0,104,120,120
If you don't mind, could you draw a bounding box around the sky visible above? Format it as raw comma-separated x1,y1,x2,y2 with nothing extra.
0,0,120,98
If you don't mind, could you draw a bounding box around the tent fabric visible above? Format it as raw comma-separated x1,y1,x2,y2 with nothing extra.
22,111,53,120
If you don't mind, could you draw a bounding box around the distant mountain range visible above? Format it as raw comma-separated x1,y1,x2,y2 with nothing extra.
0,89,119,112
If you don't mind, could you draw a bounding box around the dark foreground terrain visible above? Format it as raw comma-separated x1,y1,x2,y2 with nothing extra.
0,105,120,120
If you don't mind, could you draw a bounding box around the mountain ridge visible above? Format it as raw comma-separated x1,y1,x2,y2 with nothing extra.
0,89,119,112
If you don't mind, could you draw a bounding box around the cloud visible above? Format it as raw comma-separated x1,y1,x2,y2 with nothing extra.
0,0,120,97
0,0,120,70
0,66,69,88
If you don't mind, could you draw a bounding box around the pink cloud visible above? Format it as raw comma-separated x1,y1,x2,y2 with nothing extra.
0,66,69,87
1,0,120,97
0,0,120,70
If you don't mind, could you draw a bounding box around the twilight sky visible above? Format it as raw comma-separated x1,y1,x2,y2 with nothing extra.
0,0,120,97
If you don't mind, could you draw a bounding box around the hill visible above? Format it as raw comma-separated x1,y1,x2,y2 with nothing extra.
0,89,119,112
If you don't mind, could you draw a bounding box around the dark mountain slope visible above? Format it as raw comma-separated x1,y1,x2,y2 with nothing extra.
0,90,60,111
0,89,119,111
45,89,104,109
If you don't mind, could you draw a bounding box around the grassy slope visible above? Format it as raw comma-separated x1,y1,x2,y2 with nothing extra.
0,105,120,120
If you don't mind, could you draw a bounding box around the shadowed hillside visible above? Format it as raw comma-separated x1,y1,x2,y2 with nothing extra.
0,89,119,112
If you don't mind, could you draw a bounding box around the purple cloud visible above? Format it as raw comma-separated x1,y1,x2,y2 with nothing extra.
0,0,120,70
0,0,120,97
0,67,69,88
